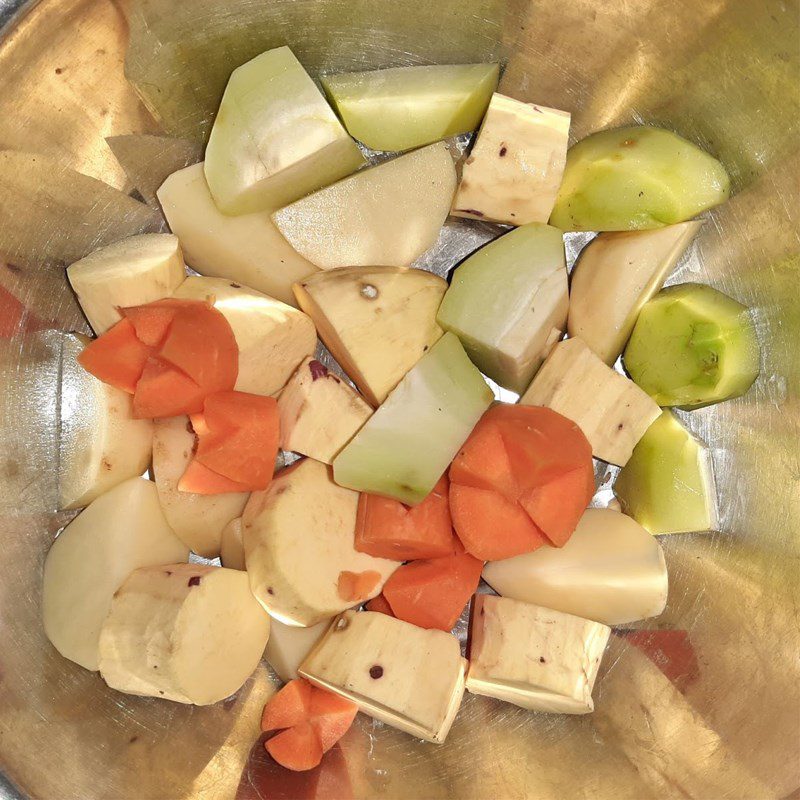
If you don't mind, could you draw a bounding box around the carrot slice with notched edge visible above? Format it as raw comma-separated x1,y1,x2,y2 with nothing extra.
78,317,152,394
337,570,382,603
354,476,456,561
262,679,314,732
309,689,358,753
133,356,206,418
382,549,483,632
266,722,323,772
177,459,250,495
194,392,280,488
119,298,196,348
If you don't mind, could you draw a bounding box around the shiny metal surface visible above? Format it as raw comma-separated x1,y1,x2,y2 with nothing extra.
0,1,798,798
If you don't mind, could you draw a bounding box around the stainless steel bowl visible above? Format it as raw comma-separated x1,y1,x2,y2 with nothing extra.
0,1,798,798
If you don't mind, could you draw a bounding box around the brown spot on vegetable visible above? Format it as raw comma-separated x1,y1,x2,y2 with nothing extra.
101,457,112,471
360,283,379,300
188,576,202,587
369,665,384,679
55,67,64,75
539,656,546,663
621,138,637,147
308,360,329,381
230,283,241,288
617,423,624,430
129,736,139,744
423,345,429,352
165,570,172,576
454,208,484,217
499,145,508,157
267,587,274,595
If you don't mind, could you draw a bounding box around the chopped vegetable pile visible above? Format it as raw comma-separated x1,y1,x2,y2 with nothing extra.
37,44,760,775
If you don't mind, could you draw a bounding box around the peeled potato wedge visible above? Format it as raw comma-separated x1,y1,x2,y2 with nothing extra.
152,416,249,558
59,333,153,510
99,563,270,704
42,477,189,671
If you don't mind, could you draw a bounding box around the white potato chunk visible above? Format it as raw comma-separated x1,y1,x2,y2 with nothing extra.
66,233,185,334
99,563,270,705
242,458,399,625
265,617,332,682
152,416,248,558
172,276,316,396
157,163,317,307
59,334,152,510
519,337,661,466
42,477,189,671
273,143,456,270
482,508,668,626
278,357,372,463
452,94,570,225
300,610,467,743
466,594,610,714
568,222,701,364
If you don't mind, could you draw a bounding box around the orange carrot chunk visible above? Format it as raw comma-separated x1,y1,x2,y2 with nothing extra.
177,458,251,495
354,476,456,561
78,317,152,394
518,467,595,547
266,722,323,772
449,419,517,501
308,686,358,752
449,483,548,561
261,679,313,732
119,298,195,347
382,550,483,631
132,356,205,418
449,404,593,558
194,392,280,488
364,594,394,617
157,303,238,394
337,570,382,603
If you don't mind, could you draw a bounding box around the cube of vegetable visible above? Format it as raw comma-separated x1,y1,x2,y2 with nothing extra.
333,333,494,505
452,94,571,225
568,222,701,365
482,508,668,626
614,411,717,535
437,223,568,393
204,46,364,214
278,358,373,464
299,610,467,743
466,594,610,714
550,126,729,231
321,63,499,152
274,143,456,270
520,337,661,466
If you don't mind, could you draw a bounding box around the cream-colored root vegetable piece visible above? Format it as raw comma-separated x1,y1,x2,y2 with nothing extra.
274,143,456,270
204,46,364,215
278,357,372,463
220,517,245,570
157,163,317,308
452,94,570,225
466,594,610,714
98,563,270,705
265,617,333,683
42,477,189,671
293,267,446,407
66,233,185,334
172,276,316,396
482,508,668,626
152,416,248,558
568,222,702,365
519,337,660,466
300,610,467,743
59,334,153,510
242,458,399,626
